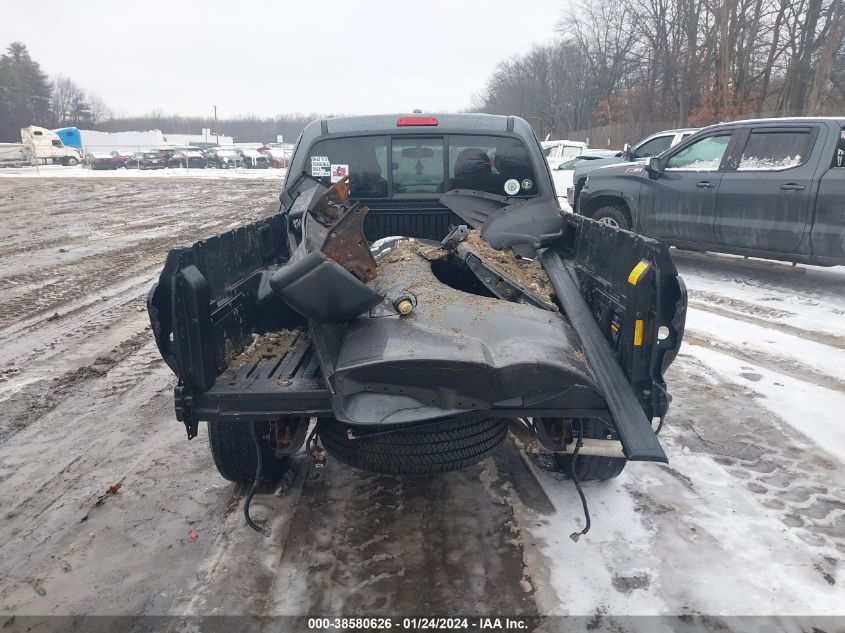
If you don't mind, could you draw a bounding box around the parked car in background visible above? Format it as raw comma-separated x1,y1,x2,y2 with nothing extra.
152,147,178,165
568,128,698,210
109,150,134,168
236,148,269,168
260,147,289,168
168,149,207,168
542,139,587,169
88,152,117,170
575,117,845,266
126,151,166,170
550,150,620,207
206,148,243,169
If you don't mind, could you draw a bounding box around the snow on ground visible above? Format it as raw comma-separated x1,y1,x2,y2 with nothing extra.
0,179,842,625
0,164,286,180
524,250,845,619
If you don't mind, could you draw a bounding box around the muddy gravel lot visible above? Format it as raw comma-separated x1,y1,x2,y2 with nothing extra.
0,178,842,630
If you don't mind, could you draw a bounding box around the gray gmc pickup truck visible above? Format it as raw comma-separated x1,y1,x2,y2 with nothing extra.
577,117,845,266
148,114,687,507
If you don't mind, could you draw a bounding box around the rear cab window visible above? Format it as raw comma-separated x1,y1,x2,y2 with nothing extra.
736,129,813,171
306,133,539,199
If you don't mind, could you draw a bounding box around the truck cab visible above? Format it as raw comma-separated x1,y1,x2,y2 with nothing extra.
52,127,82,150
21,126,81,165
577,117,845,266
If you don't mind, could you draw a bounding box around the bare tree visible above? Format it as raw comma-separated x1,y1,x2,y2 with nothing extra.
88,93,111,126
474,0,845,141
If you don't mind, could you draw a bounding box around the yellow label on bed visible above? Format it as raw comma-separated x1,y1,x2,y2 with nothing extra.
628,260,650,285
633,320,644,346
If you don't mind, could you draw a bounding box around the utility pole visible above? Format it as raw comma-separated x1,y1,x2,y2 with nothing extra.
213,105,219,145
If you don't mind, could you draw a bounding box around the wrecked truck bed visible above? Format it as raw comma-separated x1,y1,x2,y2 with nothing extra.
148,181,686,466
148,113,686,485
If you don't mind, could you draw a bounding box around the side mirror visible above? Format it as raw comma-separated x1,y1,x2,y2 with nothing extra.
647,157,661,173
622,143,633,160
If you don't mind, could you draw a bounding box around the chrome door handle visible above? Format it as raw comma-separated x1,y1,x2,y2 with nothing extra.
696,181,716,189
780,183,806,191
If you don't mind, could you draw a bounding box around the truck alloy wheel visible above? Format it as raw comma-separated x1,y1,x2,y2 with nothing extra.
591,205,631,230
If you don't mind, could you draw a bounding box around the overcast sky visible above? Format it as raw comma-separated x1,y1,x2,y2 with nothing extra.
2,0,567,118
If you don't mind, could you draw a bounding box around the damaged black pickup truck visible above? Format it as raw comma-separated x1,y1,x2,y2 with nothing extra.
148,113,687,489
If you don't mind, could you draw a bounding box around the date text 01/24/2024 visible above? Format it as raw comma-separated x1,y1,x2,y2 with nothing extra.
307,617,531,630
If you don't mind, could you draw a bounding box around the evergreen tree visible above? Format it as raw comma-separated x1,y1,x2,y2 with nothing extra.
0,42,52,141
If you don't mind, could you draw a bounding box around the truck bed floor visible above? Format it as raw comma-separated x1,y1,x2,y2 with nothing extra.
195,330,332,421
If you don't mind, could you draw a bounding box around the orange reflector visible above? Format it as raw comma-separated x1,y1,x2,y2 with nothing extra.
633,320,644,346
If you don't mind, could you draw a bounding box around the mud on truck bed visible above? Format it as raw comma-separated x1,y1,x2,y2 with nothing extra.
147,113,687,495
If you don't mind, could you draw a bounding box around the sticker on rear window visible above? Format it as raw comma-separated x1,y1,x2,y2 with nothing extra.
504,179,520,195
311,156,330,177
521,178,533,190
330,164,349,183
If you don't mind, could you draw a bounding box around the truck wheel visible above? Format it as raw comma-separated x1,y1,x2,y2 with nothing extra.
552,418,627,481
64,156,79,166
207,421,288,483
591,205,630,230
318,416,507,475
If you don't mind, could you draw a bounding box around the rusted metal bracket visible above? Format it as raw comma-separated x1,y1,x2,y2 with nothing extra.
320,202,378,282
310,177,350,225
309,176,378,283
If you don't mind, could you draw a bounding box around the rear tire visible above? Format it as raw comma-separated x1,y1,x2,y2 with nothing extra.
207,421,288,483
318,416,507,475
552,418,627,480
591,205,630,230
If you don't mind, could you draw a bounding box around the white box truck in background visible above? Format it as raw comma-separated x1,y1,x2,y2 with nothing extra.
0,126,82,167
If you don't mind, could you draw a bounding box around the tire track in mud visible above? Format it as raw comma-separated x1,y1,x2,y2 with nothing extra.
0,179,291,617
667,355,845,581
0,341,233,616
0,178,279,331
0,328,153,444
673,251,845,298
687,297,845,350
269,448,543,615
682,332,845,392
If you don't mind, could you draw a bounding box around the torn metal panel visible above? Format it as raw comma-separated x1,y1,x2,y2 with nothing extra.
270,176,383,322
308,240,604,426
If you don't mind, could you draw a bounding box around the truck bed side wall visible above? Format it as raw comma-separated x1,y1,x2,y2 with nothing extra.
148,215,294,391
553,214,687,420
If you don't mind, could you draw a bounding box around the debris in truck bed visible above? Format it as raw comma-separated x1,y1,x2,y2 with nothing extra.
464,230,555,307
230,330,302,369
378,232,556,310
382,239,444,264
